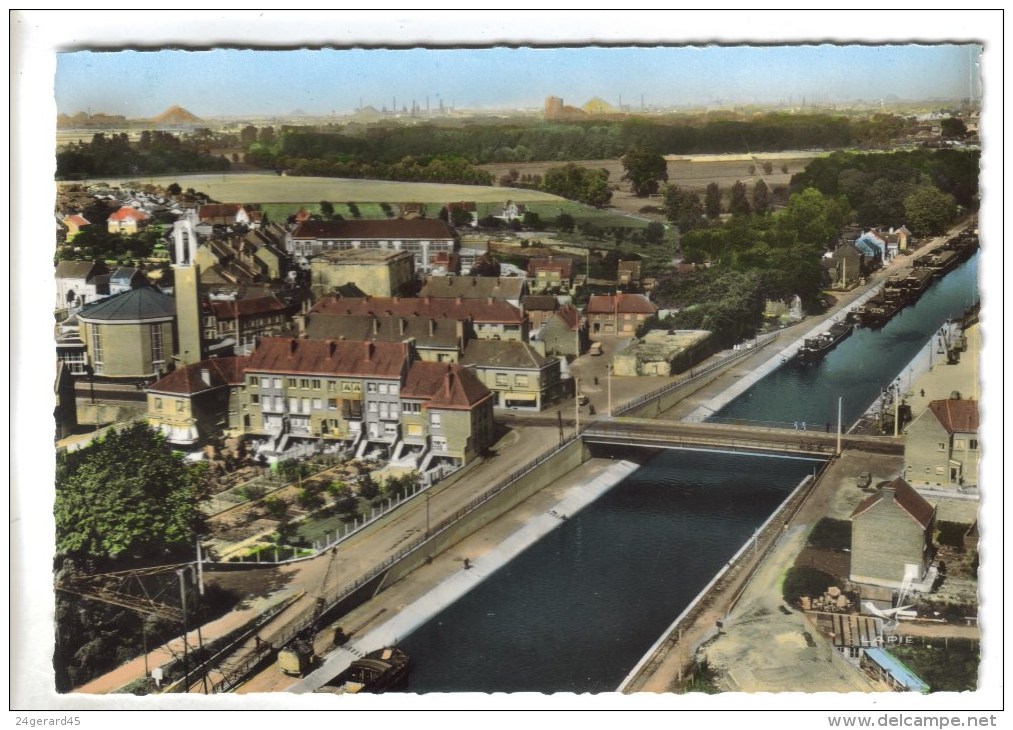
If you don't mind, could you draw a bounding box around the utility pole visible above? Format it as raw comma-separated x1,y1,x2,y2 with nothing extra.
894,382,901,437
836,396,842,456
574,376,580,435
176,568,190,691
607,364,613,417
196,538,205,596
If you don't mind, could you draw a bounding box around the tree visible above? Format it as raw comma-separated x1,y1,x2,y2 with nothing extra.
644,221,665,244
166,182,182,196
522,210,542,228
450,207,474,228
729,181,752,216
621,148,668,197
347,202,362,219
555,212,576,233
904,185,958,236
319,201,335,220
762,161,774,176
705,182,722,219
752,180,771,214
662,184,704,233
940,117,967,139
55,423,208,563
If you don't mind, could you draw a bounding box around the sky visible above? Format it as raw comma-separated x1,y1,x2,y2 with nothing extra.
55,44,982,119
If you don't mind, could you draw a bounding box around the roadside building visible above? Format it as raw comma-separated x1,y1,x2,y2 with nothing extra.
617,260,642,288
76,287,177,380
904,397,980,489
462,339,563,410
146,357,247,445
536,304,585,358
586,293,658,339
850,478,936,592
400,361,494,469
612,329,715,377
308,248,415,298
61,214,90,242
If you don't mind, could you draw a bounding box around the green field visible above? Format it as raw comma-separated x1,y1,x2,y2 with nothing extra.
108,173,567,206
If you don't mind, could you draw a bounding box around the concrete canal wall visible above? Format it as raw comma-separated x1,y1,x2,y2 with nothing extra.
292,457,641,693
376,436,591,591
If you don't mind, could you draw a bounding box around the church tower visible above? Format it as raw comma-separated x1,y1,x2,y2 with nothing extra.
172,211,203,366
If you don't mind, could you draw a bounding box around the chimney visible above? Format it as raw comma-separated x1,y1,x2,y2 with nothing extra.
200,368,211,387
373,316,380,335
289,339,298,356
881,484,896,501
364,342,374,362
329,341,337,358
400,317,407,336
429,319,436,337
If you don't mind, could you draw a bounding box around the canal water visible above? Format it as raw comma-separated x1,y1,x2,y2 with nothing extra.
395,252,979,693
399,450,817,693
714,251,979,428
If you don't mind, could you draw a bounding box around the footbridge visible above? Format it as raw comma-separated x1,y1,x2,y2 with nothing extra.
582,417,903,458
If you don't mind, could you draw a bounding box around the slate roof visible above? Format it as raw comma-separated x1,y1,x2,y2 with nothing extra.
851,477,935,529
246,337,407,378
420,276,525,301
462,339,551,370
76,287,175,322
55,260,106,281
521,295,559,312
927,398,979,433
586,293,658,315
402,361,491,410
292,218,456,240
305,313,463,349
310,295,524,325
206,295,288,320
148,357,248,395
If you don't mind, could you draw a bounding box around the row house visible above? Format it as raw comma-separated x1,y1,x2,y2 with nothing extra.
306,313,467,364
286,218,457,274
307,294,529,343
420,275,526,309
150,337,497,468
904,397,980,489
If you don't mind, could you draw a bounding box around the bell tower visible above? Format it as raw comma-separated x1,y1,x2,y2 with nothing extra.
172,211,203,366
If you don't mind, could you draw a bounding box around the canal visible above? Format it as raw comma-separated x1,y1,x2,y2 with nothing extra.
714,251,979,429
395,252,979,693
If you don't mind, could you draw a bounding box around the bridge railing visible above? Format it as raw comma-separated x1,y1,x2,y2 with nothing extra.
611,333,777,417
582,424,835,456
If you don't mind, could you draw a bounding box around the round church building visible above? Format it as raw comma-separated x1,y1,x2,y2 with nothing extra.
76,288,176,380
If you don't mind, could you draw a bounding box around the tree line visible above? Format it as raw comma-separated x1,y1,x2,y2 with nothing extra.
57,132,230,179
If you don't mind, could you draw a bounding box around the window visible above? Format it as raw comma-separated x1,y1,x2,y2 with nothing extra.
327,381,336,392
90,326,103,374
327,398,338,411
969,439,979,450
312,379,321,390
432,436,448,451
313,398,322,410
430,412,442,428
176,399,185,413
938,442,947,452
368,401,378,413
287,379,297,388
300,379,310,389
251,394,260,405
402,402,420,414
515,374,529,388
249,376,259,387
954,439,965,449
273,378,282,389
368,383,378,393
150,324,164,368
495,373,508,386
388,383,398,396
154,398,163,410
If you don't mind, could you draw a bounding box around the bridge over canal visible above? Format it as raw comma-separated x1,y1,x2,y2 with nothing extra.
584,416,903,457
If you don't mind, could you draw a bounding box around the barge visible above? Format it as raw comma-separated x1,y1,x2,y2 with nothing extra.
314,647,410,694
796,321,854,363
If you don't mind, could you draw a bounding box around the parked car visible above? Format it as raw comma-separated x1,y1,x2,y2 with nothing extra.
589,342,603,356
855,471,872,489
577,393,590,406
